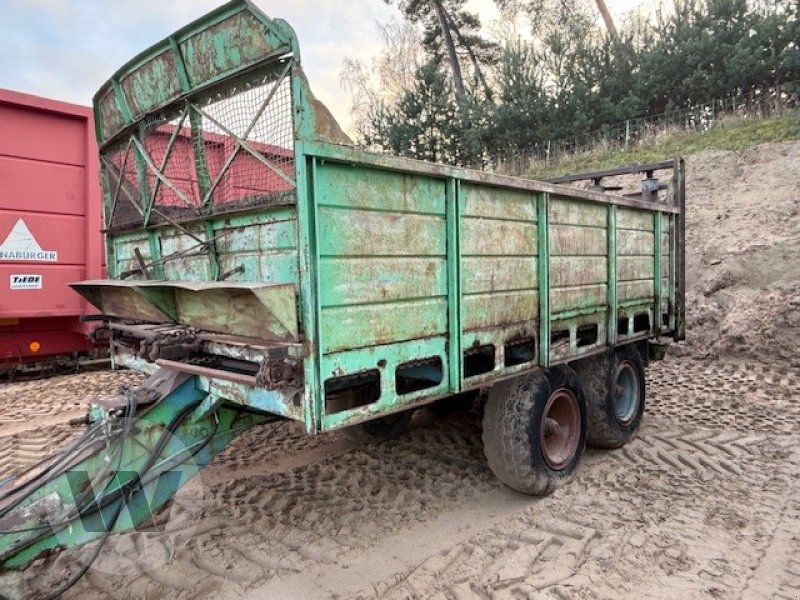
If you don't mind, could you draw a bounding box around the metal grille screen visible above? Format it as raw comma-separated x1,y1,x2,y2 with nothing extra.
101,61,295,232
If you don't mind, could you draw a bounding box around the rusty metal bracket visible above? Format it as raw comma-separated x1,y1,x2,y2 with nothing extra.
256,347,303,390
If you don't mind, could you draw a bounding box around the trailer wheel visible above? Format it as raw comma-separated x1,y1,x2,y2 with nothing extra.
342,410,413,444
573,345,645,449
482,366,587,496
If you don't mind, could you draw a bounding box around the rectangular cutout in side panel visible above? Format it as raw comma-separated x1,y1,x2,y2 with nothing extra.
504,337,536,367
634,312,651,332
325,370,381,414
464,344,495,377
576,323,599,347
396,357,443,395
618,317,629,335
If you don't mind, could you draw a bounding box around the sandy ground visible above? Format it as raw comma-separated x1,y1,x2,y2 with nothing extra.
1,139,798,599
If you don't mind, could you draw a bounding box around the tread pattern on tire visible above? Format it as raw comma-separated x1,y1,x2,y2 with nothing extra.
482,366,587,496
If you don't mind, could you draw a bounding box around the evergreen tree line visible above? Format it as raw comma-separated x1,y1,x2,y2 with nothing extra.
349,0,800,167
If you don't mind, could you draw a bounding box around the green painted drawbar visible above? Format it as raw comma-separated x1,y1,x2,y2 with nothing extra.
73,0,685,435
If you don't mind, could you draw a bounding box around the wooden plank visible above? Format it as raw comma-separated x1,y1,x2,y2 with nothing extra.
617,230,654,256
549,224,607,256
550,197,607,227
550,256,607,287
317,207,445,257
461,256,537,294
217,252,298,285
618,256,654,281
618,280,654,301
315,161,446,214
319,257,446,307
462,290,538,330
617,207,654,231
461,217,537,256
321,298,447,353
461,183,536,221
550,284,607,314
216,219,297,253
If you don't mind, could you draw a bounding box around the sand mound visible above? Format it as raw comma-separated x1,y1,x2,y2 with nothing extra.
680,141,800,364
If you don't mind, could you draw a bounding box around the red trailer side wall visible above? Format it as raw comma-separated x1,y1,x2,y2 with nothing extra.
0,88,102,363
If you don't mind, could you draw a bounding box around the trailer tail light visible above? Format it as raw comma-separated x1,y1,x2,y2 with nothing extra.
29,341,41,353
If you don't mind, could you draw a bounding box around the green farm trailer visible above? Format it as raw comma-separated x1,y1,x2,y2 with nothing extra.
0,0,684,586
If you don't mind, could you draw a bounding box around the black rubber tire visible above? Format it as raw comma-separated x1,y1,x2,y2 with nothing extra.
428,390,480,417
341,410,413,444
481,366,587,496
572,345,645,449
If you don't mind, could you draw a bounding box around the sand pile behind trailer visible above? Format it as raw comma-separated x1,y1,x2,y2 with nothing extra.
576,138,800,364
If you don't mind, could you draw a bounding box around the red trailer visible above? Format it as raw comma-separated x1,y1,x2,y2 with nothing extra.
0,88,103,373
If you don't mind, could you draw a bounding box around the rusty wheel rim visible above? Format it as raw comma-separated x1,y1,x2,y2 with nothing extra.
613,361,640,426
539,389,581,470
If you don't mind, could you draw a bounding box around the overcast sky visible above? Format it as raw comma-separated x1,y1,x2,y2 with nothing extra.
0,0,647,133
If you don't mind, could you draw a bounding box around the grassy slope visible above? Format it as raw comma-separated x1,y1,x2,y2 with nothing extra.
529,112,800,179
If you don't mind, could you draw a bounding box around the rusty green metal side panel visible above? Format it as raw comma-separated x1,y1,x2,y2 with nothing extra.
73,280,299,341
319,337,449,429
110,207,298,285
308,159,451,428
458,183,539,385
460,183,539,382
547,195,609,361
616,207,656,311
314,162,448,355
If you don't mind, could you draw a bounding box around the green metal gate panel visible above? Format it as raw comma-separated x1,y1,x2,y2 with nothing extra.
459,183,539,384
548,196,609,361
616,206,656,337
315,163,448,354
312,161,451,428
109,208,298,285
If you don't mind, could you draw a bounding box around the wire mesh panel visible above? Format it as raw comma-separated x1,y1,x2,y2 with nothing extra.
102,141,144,231
101,61,296,232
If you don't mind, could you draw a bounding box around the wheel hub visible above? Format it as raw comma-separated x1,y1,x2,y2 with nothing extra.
539,389,581,470
613,361,640,425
